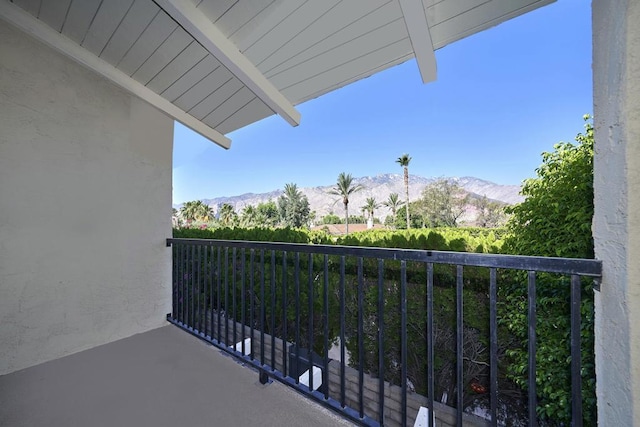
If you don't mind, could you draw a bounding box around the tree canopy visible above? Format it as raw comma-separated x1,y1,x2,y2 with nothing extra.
329,173,364,234
501,116,596,423
278,183,311,228
505,116,594,258
472,196,507,228
180,200,214,224
218,203,238,227
363,197,380,223
384,192,403,212
256,200,279,227
418,178,468,227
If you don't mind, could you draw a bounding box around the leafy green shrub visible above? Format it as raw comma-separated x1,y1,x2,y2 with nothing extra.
501,116,595,424
173,226,323,243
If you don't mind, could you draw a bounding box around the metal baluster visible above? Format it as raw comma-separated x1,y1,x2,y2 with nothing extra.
233,248,237,348
401,261,408,427
378,259,385,424
282,251,288,375
249,249,255,360
271,250,276,370
217,247,222,344
490,268,498,427
224,247,229,346
241,248,246,355
323,254,330,401
427,263,434,427
172,242,177,321
205,245,210,337
528,271,537,427
295,253,301,384
197,244,201,334
260,249,265,367
358,257,365,419
340,255,346,408
308,253,314,392
571,275,583,426
190,244,195,329
456,265,463,427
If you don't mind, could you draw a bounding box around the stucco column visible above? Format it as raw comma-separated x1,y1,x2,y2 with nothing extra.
592,0,640,424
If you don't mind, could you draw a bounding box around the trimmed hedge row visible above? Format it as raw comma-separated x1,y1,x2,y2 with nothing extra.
173,226,505,254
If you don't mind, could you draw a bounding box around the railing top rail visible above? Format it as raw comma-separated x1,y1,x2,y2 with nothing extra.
166,238,602,277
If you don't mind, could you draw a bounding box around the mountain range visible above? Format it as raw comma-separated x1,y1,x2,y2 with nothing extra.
175,174,524,223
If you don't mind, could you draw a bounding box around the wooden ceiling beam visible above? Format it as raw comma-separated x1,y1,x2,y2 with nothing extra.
398,0,437,83
0,1,232,149
156,0,301,127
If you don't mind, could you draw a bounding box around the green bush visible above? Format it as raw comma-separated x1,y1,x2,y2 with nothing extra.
502,116,595,424
173,226,506,254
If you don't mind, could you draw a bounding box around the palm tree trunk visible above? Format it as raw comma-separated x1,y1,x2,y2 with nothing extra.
404,167,410,229
345,203,349,234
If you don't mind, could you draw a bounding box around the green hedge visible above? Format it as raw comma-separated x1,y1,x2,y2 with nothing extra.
173,226,505,253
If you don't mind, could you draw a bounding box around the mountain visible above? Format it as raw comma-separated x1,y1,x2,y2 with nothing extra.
174,174,523,223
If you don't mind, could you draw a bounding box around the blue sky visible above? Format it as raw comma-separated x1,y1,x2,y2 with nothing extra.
173,0,592,204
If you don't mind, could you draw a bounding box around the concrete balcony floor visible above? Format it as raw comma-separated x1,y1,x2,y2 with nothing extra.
0,325,354,427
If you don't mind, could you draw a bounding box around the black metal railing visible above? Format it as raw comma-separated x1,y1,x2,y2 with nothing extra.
166,238,601,427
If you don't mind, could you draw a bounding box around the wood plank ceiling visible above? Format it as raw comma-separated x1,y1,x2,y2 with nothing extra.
3,0,553,148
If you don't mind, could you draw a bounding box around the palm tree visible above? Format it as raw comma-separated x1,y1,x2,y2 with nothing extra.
218,203,237,227
383,193,404,216
240,205,257,227
194,201,214,222
363,197,380,228
180,200,201,224
396,154,412,229
329,172,364,234
180,200,211,225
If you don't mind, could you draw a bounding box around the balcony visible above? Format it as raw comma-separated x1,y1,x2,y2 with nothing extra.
163,238,602,427
0,323,353,427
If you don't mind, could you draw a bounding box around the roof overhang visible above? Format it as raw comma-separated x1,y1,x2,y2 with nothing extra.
0,0,232,148
0,0,554,149
154,0,300,128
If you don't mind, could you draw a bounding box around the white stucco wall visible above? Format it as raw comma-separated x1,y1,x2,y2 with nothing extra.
0,21,173,375
592,0,640,424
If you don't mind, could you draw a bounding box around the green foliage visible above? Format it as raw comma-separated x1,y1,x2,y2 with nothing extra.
502,116,595,424
277,183,311,228
180,200,214,224
239,205,258,227
347,215,367,224
218,203,238,227
417,178,468,227
344,278,491,406
363,197,381,223
393,204,424,229
472,196,508,228
256,200,279,226
321,213,343,224
173,226,505,253
329,172,365,234
173,226,329,244
504,118,594,259
382,193,404,218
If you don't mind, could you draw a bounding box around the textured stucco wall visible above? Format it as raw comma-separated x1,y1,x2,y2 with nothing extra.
0,21,173,375
592,0,640,424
